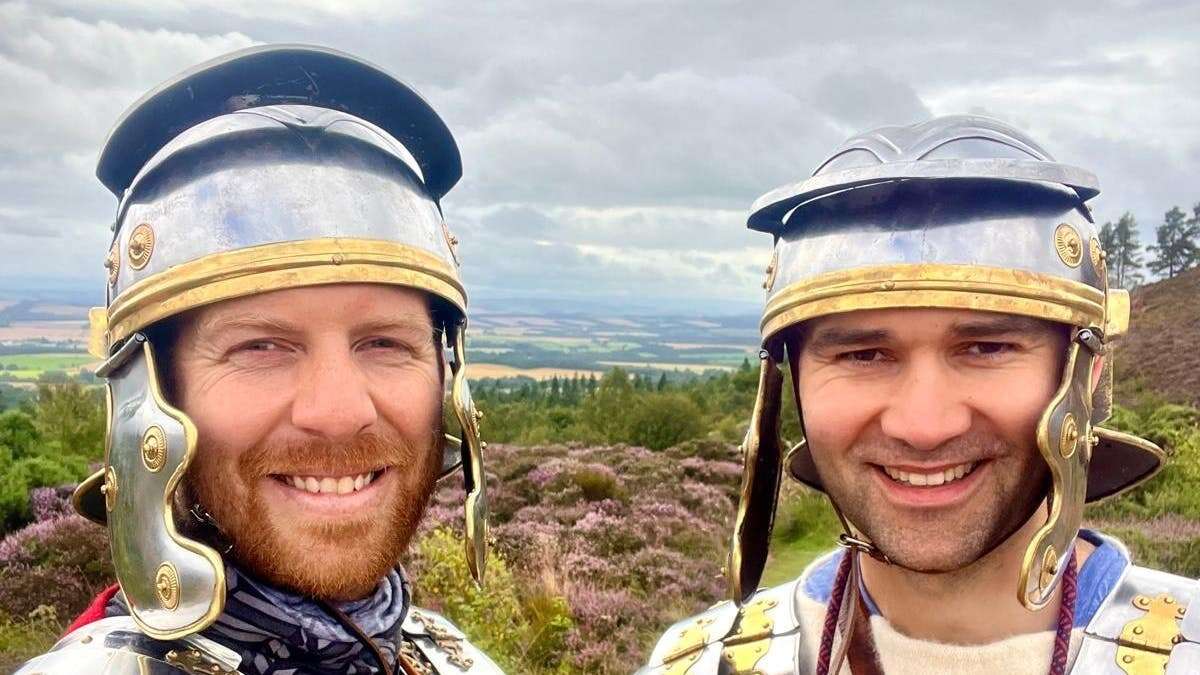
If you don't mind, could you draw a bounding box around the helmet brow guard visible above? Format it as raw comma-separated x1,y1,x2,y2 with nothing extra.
729,115,1164,607
73,45,489,639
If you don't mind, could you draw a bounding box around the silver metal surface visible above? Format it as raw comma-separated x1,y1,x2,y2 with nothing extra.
1072,563,1200,673
748,115,1098,233
12,616,244,674
637,578,806,674
97,44,461,201
106,340,223,637
108,104,455,305
767,180,1103,308
402,607,506,673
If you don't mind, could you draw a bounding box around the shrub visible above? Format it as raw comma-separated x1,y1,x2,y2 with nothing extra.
0,514,113,620
408,527,572,674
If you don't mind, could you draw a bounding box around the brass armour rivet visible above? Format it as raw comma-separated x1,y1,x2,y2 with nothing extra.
155,561,180,610
141,425,167,472
127,223,155,270
1054,223,1083,268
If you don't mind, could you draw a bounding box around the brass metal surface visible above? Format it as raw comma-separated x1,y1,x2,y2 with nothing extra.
729,356,785,604
155,561,181,610
662,616,714,673
128,223,156,270
103,466,118,512
721,597,777,673
106,242,121,286
1059,414,1078,459
141,425,167,472
1115,593,1184,674
412,611,474,670
761,263,1106,339
449,322,488,585
441,221,461,266
102,238,466,350
1090,237,1106,278
1054,223,1083,267
165,647,240,675
763,251,778,293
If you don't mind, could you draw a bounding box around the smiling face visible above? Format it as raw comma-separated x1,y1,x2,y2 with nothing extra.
171,283,444,601
788,308,1068,573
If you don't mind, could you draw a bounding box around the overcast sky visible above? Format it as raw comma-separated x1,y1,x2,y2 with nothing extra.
1,0,1197,311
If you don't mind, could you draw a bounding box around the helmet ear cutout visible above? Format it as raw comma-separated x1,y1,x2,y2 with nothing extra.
729,345,785,605
447,320,489,585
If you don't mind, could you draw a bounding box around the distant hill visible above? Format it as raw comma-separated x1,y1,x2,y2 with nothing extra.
1117,268,1200,407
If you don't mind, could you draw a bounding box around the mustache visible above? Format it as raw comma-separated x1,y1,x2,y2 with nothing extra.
238,431,429,477
858,429,1015,466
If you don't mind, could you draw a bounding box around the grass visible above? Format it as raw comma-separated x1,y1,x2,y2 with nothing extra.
0,353,93,380
762,531,836,587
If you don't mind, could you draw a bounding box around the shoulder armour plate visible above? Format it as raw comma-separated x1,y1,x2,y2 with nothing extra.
12,616,244,675
637,577,806,674
401,606,504,674
1072,564,1200,673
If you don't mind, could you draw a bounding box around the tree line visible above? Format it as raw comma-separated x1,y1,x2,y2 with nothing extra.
1100,203,1200,288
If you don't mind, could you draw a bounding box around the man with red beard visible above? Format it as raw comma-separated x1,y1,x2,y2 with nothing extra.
639,117,1197,673
18,45,500,675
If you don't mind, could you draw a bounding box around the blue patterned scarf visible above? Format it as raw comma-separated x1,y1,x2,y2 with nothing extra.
107,563,410,674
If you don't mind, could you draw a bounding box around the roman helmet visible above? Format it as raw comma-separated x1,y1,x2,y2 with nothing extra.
729,115,1165,610
72,45,489,641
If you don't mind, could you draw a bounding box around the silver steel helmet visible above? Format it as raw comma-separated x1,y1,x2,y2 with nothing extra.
730,115,1164,610
72,44,489,641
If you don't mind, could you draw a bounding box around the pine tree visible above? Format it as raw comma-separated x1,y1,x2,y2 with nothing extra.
1147,205,1200,279
656,372,668,391
1098,212,1144,289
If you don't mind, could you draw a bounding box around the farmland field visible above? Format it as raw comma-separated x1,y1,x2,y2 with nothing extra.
0,353,94,380
467,364,602,380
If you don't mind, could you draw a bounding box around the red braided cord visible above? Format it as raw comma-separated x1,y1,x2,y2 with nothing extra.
816,550,854,675
1048,549,1079,675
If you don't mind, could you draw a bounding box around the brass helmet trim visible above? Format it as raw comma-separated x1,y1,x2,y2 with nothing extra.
92,238,465,357
761,263,1106,341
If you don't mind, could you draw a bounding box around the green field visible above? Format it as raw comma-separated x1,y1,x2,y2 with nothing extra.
0,353,93,380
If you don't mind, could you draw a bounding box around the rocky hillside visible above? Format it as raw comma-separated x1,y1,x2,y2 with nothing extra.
1117,267,1200,407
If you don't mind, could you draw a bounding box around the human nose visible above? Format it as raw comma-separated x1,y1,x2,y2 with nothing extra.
290,346,378,441
878,357,972,452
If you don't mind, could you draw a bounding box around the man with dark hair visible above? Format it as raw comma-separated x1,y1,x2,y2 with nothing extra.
639,116,1195,674
18,45,500,675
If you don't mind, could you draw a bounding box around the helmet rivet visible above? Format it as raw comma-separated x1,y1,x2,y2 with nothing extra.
104,242,120,286
763,251,779,292
1053,223,1083,268
331,253,345,265
1059,414,1078,459
155,561,180,610
758,349,769,360
141,425,167,472
1089,236,1106,278
1039,545,1059,590
127,223,155,270
102,466,118,511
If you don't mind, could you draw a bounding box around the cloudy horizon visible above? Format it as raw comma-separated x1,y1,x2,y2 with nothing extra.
2,0,1198,311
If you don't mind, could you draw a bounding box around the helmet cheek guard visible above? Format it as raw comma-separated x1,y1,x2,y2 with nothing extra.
729,345,786,604
1022,331,1099,609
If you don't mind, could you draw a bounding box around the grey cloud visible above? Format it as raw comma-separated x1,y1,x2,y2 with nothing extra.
1,0,1198,300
